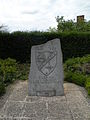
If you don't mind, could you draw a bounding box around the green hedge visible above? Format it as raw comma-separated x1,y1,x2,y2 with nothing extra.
0,31,90,63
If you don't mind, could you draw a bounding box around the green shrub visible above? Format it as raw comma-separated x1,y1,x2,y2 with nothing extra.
0,58,17,84
0,81,5,96
80,55,90,64
71,72,86,86
64,55,90,95
64,57,81,72
85,77,90,95
64,55,90,74
64,71,73,82
65,71,86,86
16,63,30,80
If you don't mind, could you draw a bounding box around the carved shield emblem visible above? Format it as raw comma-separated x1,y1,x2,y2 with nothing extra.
35,49,57,76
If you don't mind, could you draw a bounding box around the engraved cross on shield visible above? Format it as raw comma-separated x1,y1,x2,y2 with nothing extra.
35,49,57,76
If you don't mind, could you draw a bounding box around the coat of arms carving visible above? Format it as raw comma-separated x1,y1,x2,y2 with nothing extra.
35,42,57,76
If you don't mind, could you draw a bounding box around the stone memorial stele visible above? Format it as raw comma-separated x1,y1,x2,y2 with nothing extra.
29,38,64,96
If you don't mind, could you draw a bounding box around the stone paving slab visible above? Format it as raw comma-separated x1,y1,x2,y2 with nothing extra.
0,81,90,120
66,91,90,119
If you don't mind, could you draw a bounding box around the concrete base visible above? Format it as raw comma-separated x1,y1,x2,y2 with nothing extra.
0,81,90,120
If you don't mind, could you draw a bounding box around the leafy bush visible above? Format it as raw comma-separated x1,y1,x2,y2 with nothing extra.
0,81,5,96
0,58,30,96
64,57,81,72
0,58,17,96
16,63,30,80
0,58,17,84
64,54,90,74
80,55,90,64
85,77,90,95
64,55,90,95
65,71,86,86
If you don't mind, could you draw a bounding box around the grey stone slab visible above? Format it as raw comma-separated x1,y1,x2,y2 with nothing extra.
65,91,90,119
72,118,89,120
0,118,21,120
23,102,47,118
1,101,24,117
29,39,64,96
66,91,89,106
0,87,12,110
0,117,46,120
25,96,43,102
8,83,28,101
64,83,80,91
0,81,90,120
47,117,73,120
69,107,90,120
47,101,72,119
0,117,45,120
21,117,46,120
41,96,66,102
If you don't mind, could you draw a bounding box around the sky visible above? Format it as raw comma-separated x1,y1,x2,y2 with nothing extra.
0,0,90,32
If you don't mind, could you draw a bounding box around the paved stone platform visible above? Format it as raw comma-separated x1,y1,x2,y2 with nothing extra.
0,81,90,120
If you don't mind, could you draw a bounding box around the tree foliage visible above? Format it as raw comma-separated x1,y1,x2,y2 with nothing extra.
0,24,8,33
56,16,90,32
47,27,57,32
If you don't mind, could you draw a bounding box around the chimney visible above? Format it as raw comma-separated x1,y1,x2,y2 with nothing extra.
77,15,84,23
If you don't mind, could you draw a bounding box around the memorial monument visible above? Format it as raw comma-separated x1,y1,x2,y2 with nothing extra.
29,38,64,96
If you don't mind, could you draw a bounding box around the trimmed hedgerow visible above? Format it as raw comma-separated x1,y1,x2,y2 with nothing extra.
0,31,90,63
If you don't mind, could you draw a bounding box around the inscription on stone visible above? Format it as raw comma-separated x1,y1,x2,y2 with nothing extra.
36,90,56,96
29,39,64,96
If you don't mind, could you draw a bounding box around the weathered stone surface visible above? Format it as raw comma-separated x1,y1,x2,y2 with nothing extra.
21,117,46,120
0,118,21,120
47,101,72,119
47,117,72,120
29,39,64,96
0,81,90,120
23,102,47,118
25,96,43,102
8,84,28,101
1,101,24,117
66,90,90,119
